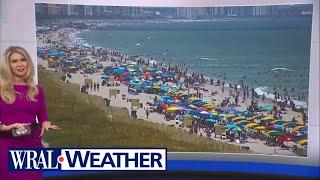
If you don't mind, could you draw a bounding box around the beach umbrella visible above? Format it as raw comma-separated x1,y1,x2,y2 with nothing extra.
188,97,198,101
162,95,171,100
236,120,251,126
197,107,207,112
153,84,161,89
176,92,184,96
266,130,284,137
200,111,209,114
298,126,308,132
132,78,140,83
226,114,237,120
241,111,252,117
230,126,242,132
249,114,261,121
246,123,259,129
193,101,206,107
227,107,237,114
180,94,189,99
254,126,266,131
282,122,297,128
176,101,189,107
191,99,202,104
167,106,180,111
296,139,308,145
161,104,169,110
166,99,174,105
231,117,243,122
188,104,198,109
203,103,214,107
267,124,283,130
219,113,227,117
203,104,215,109
205,119,217,125
277,135,294,143
293,125,304,131
261,116,274,121
203,114,214,119
227,124,237,130
271,120,285,124
211,111,218,116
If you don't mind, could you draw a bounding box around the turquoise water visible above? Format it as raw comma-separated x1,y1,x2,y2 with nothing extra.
79,18,312,101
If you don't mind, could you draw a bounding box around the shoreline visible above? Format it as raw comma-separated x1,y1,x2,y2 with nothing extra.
74,28,308,109
36,22,308,156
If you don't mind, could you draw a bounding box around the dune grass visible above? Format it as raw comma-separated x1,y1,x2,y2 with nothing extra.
39,68,247,153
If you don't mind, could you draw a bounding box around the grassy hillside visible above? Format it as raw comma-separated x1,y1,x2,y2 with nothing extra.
39,68,247,153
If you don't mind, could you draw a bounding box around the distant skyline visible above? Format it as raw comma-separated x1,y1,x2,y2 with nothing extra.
36,3,313,20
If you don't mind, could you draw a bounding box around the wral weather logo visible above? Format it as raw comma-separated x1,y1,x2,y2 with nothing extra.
8,148,167,171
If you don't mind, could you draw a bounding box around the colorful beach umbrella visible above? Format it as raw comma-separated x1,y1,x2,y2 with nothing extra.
246,123,259,128
296,139,308,145
277,135,294,143
205,119,217,125
231,117,242,122
254,126,266,131
267,124,283,130
298,126,308,132
197,107,207,112
167,106,180,111
282,122,297,128
200,111,209,114
226,114,237,120
261,116,274,121
293,125,304,131
211,111,218,116
266,130,284,137
235,120,251,126
271,120,287,125
230,126,242,132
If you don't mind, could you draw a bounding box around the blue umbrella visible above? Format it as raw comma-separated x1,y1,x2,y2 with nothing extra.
227,108,237,114
299,126,308,132
203,114,213,119
205,119,217,124
177,101,189,107
162,95,171,100
227,123,237,131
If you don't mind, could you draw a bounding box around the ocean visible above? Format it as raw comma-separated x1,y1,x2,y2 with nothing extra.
78,18,312,105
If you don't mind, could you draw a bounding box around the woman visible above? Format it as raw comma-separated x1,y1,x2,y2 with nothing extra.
0,46,60,180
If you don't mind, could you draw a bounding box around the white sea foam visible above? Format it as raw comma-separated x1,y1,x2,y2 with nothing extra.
272,67,293,72
200,56,217,61
255,86,275,99
255,86,308,109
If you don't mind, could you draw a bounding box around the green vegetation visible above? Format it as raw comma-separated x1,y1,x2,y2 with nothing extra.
39,68,247,153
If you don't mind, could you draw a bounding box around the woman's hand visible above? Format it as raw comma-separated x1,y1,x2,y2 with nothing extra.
0,123,31,132
40,121,61,137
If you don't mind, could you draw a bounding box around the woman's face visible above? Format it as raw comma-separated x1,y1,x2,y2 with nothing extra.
9,52,29,79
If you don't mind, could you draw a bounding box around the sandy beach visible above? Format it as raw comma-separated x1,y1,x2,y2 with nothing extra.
36,23,308,156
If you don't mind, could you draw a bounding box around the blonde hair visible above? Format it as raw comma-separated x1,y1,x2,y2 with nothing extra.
0,46,38,104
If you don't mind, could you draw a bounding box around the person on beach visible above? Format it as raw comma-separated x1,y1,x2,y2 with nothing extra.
145,108,150,119
0,46,61,180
